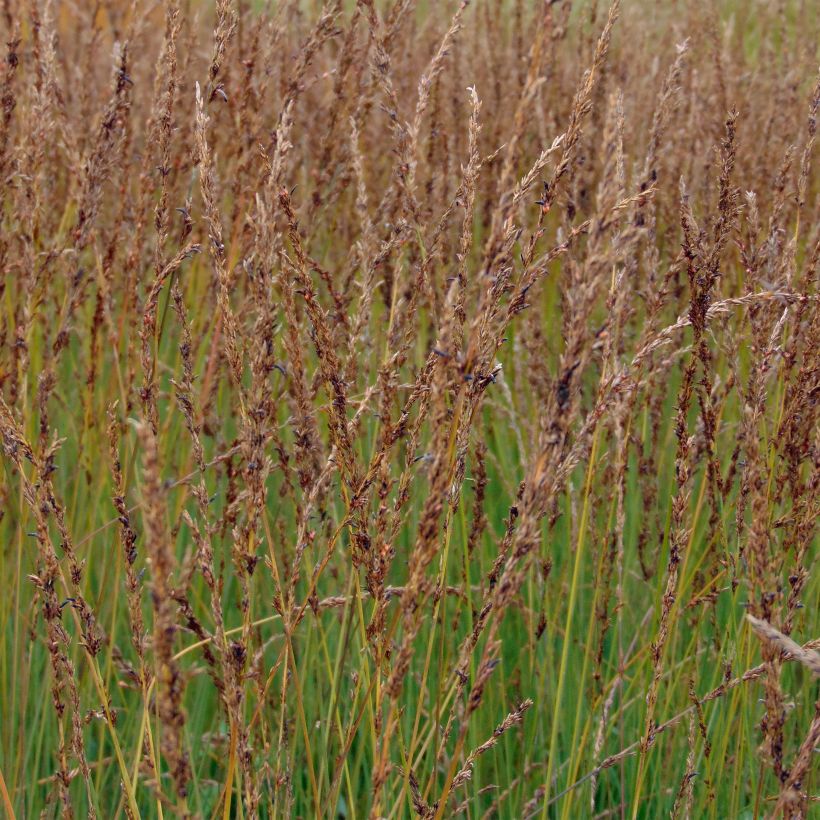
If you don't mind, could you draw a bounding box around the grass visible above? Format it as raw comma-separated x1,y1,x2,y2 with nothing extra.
0,0,818,817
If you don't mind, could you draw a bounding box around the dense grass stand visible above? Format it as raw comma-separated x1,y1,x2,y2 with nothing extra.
0,1,818,817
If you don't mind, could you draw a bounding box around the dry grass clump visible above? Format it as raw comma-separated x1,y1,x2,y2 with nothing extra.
0,0,818,817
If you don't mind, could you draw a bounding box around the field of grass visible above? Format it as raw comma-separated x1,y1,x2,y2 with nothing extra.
0,0,818,817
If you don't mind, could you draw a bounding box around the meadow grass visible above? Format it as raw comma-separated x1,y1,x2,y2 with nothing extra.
0,0,818,817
